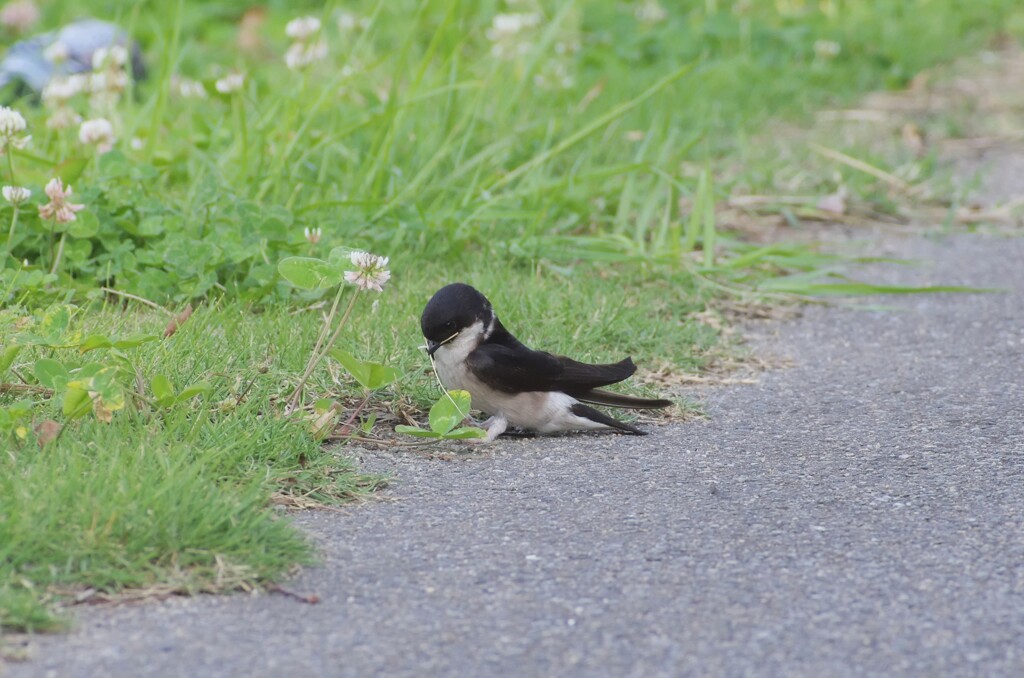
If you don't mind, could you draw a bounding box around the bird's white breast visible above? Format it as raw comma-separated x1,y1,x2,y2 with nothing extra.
431,320,485,394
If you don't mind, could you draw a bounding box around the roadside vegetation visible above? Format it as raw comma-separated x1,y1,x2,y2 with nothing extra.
2,0,1020,634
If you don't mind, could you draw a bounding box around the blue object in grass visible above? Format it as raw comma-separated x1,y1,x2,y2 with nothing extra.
0,19,144,100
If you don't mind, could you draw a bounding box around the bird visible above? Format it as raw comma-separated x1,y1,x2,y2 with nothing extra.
420,283,672,442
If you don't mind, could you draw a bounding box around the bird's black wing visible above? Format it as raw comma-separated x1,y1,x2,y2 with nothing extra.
466,342,636,394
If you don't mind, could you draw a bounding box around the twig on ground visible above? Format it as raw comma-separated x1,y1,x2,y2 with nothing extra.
267,584,320,605
0,383,53,396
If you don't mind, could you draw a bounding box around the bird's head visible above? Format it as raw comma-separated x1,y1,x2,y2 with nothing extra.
420,283,495,357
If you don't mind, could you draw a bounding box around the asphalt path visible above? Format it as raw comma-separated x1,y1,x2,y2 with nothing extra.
6,227,1024,677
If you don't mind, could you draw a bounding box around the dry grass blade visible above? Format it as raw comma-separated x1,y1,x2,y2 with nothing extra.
809,142,918,195
269,492,349,512
955,196,1024,224
815,109,891,122
727,195,821,207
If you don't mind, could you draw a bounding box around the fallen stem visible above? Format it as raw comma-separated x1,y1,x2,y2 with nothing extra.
100,287,175,316
267,584,319,605
0,383,53,396
336,391,373,437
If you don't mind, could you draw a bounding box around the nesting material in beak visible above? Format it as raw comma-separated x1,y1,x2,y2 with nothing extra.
426,331,459,357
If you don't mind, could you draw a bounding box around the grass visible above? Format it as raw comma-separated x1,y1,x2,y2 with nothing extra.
2,0,1022,634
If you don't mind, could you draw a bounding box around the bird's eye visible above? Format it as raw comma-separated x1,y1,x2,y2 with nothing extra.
446,320,456,329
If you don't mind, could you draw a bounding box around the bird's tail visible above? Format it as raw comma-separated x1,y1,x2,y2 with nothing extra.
575,388,673,410
570,403,646,435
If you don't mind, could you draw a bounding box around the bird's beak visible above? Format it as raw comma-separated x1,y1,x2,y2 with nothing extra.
426,331,459,357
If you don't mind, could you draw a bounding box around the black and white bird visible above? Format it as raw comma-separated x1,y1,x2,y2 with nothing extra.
420,283,672,442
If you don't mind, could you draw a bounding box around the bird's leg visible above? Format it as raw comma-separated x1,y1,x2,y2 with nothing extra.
468,414,507,444
483,415,508,443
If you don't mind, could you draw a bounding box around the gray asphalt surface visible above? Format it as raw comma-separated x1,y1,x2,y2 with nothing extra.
6,227,1024,676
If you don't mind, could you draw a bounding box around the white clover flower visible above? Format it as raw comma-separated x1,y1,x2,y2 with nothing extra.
285,16,321,41
533,59,574,90
2,185,30,205
43,41,69,64
42,76,86,106
0,106,26,136
67,73,91,92
284,40,328,70
130,137,144,151
487,13,542,40
171,75,207,99
90,70,129,95
0,0,39,33
486,13,542,59
814,40,841,60
38,177,85,224
46,107,82,131
303,226,322,245
215,72,245,94
344,251,390,292
91,45,129,70
554,40,581,55
336,12,358,31
79,118,116,154
88,45,130,115
635,0,667,23
0,106,29,153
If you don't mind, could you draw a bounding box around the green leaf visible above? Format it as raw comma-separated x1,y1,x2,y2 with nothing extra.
78,335,113,352
136,216,165,237
39,305,73,339
18,305,80,347
53,155,89,184
151,374,174,403
0,344,21,374
66,367,125,418
277,257,344,289
112,335,159,350
314,398,335,414
394,425,441,438
444,426,488,440
67,211,99,238
0,400,33,432
431,415,459,435
429,390,473,435
329,348,399,390
84,367,125,412
62,386,92,419
175,382,211,403
73,363,104,380
33,359,68,390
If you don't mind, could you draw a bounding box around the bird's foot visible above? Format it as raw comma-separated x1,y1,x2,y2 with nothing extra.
467,415,507,444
